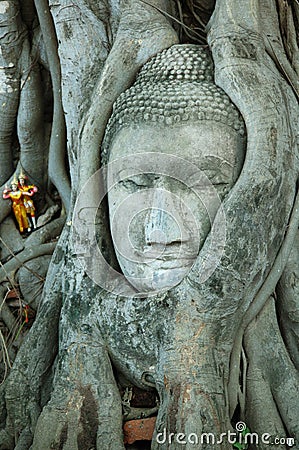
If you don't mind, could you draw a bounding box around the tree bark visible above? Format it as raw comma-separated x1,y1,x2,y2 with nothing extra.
0,1,298,449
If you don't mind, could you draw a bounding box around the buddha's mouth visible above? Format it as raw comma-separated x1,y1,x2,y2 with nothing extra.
141,255,198,266
140,243,199,261
139,252,197,271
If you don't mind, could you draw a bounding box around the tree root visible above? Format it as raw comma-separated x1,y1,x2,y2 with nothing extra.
260,0,299,101
34,0,71,211
78,0,179,189
17,52,47,190
245,369,286,450
0,1,24,186
0,243,56,284
276,231,299,370
24,217,65,247
0,266,63,449
227,183,299,416
277,0,299,76
244,298,299,444
0,197,11,230
0,286,17,335
32,280,125,450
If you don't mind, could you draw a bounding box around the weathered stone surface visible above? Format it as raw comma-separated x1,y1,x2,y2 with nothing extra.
0,2,298,450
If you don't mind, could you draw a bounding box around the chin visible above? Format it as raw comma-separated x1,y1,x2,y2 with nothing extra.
124,265,191,294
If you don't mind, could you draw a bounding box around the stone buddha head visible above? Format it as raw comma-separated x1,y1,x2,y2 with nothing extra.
102,45,246,294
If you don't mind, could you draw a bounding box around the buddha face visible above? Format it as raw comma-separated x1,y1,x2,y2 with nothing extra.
11,183,18,191
107,121,244,294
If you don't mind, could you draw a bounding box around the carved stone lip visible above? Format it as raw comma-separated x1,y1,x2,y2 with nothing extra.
142,249,198,261
142,254,196,261
143,258,196,270
142,243,199,261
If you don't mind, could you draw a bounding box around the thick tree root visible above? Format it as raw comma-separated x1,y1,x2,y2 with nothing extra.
78,0,179,189
24,217,65,247
0,243,56,284
32,373,125,450
277,231,299,370
152,381,231,450
227,185,299,416
32,282,125,450
244,298,299,446
0,257,64,449
34,0,71,211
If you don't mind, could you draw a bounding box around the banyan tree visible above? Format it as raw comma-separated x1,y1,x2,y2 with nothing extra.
0,1,298,449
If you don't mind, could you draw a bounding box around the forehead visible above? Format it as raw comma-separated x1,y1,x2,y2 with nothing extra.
108,122,244,168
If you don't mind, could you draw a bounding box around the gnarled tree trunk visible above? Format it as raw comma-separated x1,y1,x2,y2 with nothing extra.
0,1,298,449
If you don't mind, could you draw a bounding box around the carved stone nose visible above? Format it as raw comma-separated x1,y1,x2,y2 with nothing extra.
144,188,182,246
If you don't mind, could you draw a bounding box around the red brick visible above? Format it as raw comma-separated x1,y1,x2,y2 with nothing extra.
6,289,20,299
123,417,156,445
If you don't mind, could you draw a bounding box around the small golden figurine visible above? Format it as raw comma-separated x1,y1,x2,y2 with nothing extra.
18,170,38,229
3,175,31,233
